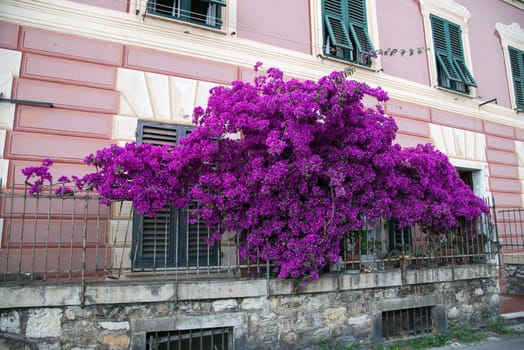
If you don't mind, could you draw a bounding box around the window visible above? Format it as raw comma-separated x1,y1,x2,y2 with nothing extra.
388,219,411,253
147,0,226,29
132,121,219,269
430,15,476,93
509,46,524,111
322,0,374,65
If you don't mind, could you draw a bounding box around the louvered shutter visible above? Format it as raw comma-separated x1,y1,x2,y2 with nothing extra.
431,15,461,84
347,0,374,61
132,121,219,269
431,15,476,88
323,0,353,50
179,201,219,267
133,122,181,269
509,47,524,110
448,22,477,87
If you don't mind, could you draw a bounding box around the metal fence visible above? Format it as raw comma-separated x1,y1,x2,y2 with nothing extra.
0,183,498,285
497,208,524,251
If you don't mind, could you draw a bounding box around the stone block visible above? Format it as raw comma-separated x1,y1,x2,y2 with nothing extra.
0,310,20,333
97,321,130,331
212,299,238,312
99,335,129,348
26,308,62,338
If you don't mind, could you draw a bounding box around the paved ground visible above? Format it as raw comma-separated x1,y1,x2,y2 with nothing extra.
429,334,524,349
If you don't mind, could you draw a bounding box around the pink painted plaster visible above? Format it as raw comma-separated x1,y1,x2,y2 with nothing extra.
431,109,483,133
69,0,128,12
393,116,430,137
456,0,524,110
10,160,100,187
386,99,431,121
486,134,516,151
125,46,238,84
0,22,19,49
6,220,107,246
236,0,311,54
5,131,111,163
20,28,123,66
13,78,119,114
394,133,431,147
21,53,117,89
0,248,110,274
375,0,430,85
15,105,112,139
484,120,515,138
516,128,524,141
486,148,518,166
489,163,519,178
491,192,522,208
490,177,521,193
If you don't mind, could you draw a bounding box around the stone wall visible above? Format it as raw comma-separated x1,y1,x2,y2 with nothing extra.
0,265,499,350
504,253,524,295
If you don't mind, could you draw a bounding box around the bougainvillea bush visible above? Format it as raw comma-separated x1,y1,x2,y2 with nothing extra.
22,65,488,281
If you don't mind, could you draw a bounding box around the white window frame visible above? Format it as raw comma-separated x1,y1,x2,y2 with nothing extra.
496,22,524,112
310,0,381,71
138,0,237,35
419,0,476,96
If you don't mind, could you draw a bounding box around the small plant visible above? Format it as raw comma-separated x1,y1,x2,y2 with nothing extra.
407,334,450,349
448,322,487,343
488,319,520,335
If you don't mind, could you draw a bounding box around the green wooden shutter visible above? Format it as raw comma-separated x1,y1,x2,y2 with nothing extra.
347,0,374,59
431,15,476,89
448,22,477,87
509,47,524,110
323,0,353,50
431,15,461,84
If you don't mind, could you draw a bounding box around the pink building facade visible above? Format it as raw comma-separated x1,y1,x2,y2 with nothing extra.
0,1,522,349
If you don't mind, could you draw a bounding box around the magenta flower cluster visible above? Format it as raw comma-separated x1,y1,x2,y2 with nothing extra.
22,66,488,281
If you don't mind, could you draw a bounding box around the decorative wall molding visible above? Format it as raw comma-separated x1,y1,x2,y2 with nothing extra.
0,0,522,130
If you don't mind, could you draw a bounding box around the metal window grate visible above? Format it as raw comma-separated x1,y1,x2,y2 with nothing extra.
382,306,434,339
146,327,232,350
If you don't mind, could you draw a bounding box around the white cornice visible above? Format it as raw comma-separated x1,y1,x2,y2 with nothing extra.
0,0,522,129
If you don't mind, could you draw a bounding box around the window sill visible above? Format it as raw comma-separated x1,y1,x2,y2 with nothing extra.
143,11,227,35
318,54,380,73
435,85,476,99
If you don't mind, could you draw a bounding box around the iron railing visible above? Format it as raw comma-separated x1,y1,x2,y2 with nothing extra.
0,183,498,285
497,208,524,251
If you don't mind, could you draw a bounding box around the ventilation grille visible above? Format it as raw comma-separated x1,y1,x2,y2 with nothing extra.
382,306,434,339
146,327,232,350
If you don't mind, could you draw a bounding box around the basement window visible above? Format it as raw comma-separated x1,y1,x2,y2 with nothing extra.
146,327,232,349
382,306,434,339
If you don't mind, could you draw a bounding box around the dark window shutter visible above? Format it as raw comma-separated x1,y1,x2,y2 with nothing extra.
325,14,353,50
133,122,181,269
388,219,412,253
347,0,374,58
322,0,373,65
133,121,218,269
323,0,353,50
431,15,476,90
509,47,524,110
